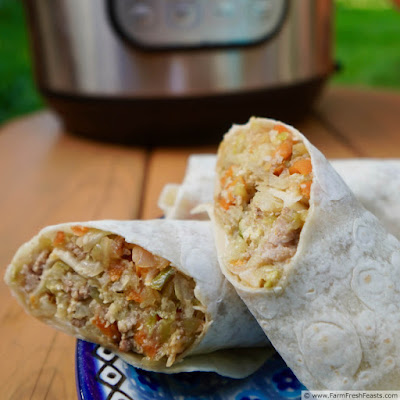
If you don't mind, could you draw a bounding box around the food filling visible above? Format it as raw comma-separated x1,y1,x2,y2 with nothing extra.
215,119,313,289
14,227,206,366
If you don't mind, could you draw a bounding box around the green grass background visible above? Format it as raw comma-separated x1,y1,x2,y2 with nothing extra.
0,0,42,124
0,0,400,124
335,0,400,88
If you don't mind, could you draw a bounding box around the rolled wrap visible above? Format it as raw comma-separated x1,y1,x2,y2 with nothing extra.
213,118,400,389
159,155,400,239
5,219,270,378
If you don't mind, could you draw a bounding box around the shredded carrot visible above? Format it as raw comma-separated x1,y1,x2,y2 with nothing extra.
220,165,234,187
273,165,285,176
134,328,159,359
108,263,124,282
289,158,312,175
53,231,65,246
93,316,121,342
136,266,148,278
300,181,312,198
273,124,289,134
274,138,293,161
224,176,246,203
126,287,143,303
219,167,247,210
71,225,89,236
218,196,232,210
230,259,245,267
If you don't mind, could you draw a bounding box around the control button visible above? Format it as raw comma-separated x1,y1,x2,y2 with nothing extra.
251,0,274,18
129,2,155,27
168,1,200,28
215,1,236,18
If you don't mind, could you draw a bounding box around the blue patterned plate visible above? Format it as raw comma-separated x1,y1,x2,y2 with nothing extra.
76,340,306,400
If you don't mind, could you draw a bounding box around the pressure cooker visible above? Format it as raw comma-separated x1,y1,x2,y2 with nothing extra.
23,0,333,145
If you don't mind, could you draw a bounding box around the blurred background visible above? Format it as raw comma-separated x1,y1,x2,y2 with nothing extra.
0,0,399,129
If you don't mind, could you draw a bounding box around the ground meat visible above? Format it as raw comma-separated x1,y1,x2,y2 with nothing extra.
92,303,106,320
119,338,132,352
269,208,300,246
71,317,88,328
32,250,50,274
261,242,296,263
117,314,138,333
21,250,50,292
65,241,86,261
62,277,90,300
74,286,90,301
22,264,41,292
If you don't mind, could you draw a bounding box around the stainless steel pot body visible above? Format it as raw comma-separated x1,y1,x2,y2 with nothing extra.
25,0,333,99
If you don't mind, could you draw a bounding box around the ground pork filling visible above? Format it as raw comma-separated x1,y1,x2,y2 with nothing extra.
16,227,206,367
215,119,313,289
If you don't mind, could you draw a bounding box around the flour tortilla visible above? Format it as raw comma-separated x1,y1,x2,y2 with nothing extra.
214,118,400,389
158,155,216,220
332,159,400,239
5,219,271,378
159,155,400,239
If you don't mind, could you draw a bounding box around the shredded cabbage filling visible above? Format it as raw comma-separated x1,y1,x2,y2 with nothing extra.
215,119,313,289
16,227,206,367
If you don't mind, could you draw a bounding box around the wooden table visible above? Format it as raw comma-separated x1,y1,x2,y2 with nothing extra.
1,86,399,399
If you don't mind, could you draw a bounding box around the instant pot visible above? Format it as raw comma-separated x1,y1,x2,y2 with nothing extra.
23,0,333,145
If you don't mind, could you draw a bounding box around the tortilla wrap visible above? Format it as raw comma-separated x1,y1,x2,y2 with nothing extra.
159,155,400,239
213,117,400,389
333,159,400,239
5,219,270,378
158,155,216,220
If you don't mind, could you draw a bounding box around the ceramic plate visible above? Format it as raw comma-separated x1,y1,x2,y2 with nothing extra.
76,339,306,400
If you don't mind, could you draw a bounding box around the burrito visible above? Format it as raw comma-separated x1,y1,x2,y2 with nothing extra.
5,220,270,378
213,117,400,389
158,155,400,239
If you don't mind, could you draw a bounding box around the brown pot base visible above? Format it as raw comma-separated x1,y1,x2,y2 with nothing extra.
41,76,328,146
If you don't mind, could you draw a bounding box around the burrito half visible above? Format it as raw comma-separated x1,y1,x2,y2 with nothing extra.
213,117,400,389
5,220,270,378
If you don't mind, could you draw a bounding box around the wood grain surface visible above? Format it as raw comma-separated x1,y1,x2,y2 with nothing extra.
1,87,399,399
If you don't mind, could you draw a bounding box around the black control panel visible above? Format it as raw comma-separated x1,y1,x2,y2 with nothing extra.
110,0,288,49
